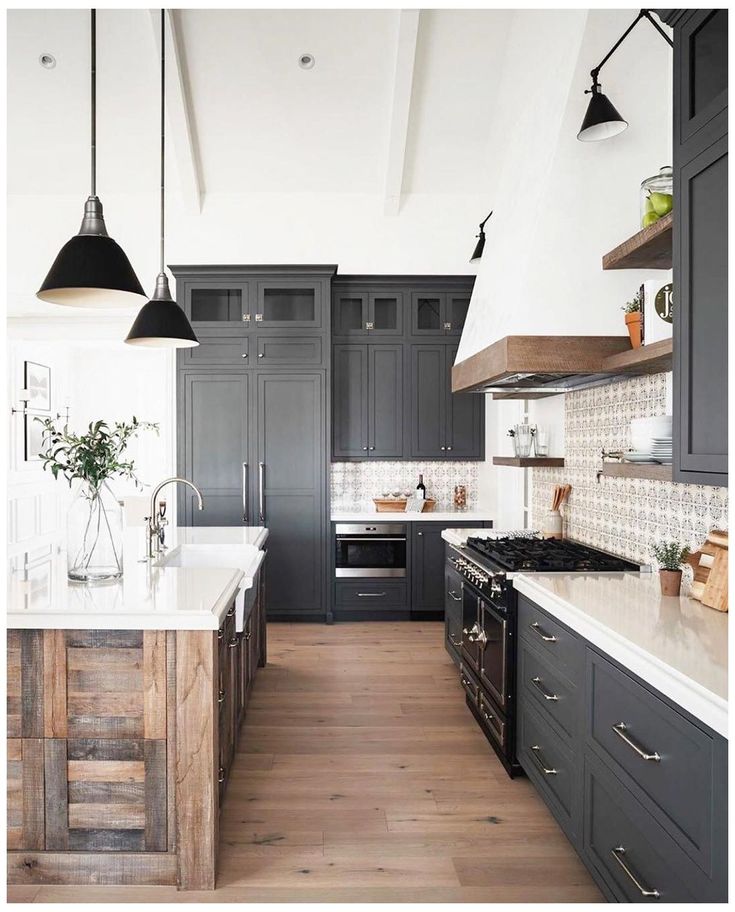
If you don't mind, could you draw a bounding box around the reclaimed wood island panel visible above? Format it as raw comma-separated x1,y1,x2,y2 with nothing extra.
7,575,266,891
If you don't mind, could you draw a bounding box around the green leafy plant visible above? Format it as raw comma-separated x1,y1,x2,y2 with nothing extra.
650,540,690,571
36,416,158,490
621,290,642,314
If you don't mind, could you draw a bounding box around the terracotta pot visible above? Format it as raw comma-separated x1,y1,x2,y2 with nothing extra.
659,569,682,596
625,311,643,349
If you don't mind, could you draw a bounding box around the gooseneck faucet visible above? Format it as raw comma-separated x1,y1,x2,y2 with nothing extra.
146,477,204,558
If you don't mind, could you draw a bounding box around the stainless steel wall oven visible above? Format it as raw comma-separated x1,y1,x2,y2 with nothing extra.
335,524,407,578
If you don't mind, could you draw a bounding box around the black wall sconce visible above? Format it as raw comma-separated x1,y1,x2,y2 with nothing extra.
470,211,493,262
577,9,673,142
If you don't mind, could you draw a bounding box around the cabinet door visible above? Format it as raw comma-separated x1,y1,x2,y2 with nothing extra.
445,293,471,336
179,373,249,525
183,281,249,328
368,344,403,458
368,291,403,335
333,290,368,336
409,344,447,458
333,344,369,458
673,134,728,484
180,330,249,367
677,10,728,150
446,346,484,459
411,291,445,335
256,372,326,618
7,738,44,850
413,523,467,618
255,280,322,329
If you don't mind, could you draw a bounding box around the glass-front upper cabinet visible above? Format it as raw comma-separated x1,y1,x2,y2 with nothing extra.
446,294,470,336
368,292,403,335
333,288,403,336
184,282,250,327
411,290,471,336
255,281,322,329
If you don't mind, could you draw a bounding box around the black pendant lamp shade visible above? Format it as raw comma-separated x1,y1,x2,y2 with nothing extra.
470,211,492,263
577,85,628,142
37,11,146,308
125,10,198,349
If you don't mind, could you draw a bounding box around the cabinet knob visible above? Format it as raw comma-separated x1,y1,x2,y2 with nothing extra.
255,314,263,322
241,353,248,358
440,446,446,451
242,314,251,323
365,322,374,330
444,322,452,330
258,353,264,358
369,446,375,450
447,446,453,451
417,531,423,536
362,446,368,451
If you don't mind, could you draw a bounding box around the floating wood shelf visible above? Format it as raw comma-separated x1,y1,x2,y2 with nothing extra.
493,457,565,468
600,462,672,481
600,337,673,375
602,212,673,270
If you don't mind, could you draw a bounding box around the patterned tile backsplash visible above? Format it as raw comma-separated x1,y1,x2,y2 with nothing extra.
331,461,480,511
530,373,729,565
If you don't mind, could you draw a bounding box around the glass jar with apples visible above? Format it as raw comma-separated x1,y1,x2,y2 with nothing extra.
640,165,673,228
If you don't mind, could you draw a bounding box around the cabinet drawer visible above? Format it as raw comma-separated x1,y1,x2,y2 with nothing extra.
478,689,506,753
587,649,716,873
255,335,323,365
518,702,577,835
335,581,407,608
518,595,584,680
585,756,697,903
459,663,479,707
181,332,249,365
519,639,578,740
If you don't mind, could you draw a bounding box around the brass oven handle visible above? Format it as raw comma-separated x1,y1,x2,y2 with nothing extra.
530,745,557,775
612,723,661,762
448,590,462,601
611,846,660,898
530,621,557,642
531,676,559,702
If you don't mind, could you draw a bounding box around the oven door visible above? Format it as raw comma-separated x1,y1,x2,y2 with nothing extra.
479,598,508,710
335,525,407,578
460,585,481,673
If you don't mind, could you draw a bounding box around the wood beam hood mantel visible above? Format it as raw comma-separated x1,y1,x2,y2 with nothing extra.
450,335,673,399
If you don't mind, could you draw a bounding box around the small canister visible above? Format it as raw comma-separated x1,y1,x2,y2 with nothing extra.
542,510,563,540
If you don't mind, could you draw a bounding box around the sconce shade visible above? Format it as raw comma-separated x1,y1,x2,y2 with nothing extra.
125,274,199,348
470,233,486,263
577,88,628,142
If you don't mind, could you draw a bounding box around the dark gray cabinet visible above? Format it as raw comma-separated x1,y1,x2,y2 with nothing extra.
515,594,728,902
669,9,728,486
410,290,470,336
332,286,403,336
412,522,471,619
332,343,403,458
410,344,484,460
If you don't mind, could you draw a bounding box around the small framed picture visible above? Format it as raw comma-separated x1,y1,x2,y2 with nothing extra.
24,412,46,462
24,361,51,411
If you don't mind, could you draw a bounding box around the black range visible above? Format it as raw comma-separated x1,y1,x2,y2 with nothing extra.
445,534,641,777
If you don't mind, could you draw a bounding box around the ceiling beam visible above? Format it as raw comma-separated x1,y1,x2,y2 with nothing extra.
149,9,202,215
383,10,420,216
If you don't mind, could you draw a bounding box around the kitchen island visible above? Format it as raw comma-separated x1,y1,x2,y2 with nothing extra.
7,527,268,891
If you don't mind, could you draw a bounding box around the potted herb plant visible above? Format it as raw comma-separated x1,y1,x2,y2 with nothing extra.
650,540,690,596
37,416,158,582
621,290,643,349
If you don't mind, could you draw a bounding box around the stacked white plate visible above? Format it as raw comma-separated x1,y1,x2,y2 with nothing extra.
650,435,673,464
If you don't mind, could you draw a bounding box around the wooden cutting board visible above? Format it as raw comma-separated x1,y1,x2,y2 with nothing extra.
686,530,728,612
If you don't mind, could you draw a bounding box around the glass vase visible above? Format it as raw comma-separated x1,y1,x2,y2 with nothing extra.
67,480,123,582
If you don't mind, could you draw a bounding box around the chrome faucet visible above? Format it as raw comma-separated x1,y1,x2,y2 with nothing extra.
146,477,204,558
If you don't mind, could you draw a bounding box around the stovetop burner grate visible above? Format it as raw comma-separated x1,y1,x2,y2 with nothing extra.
465,536,639,573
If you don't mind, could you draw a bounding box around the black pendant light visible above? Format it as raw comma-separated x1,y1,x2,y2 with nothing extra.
125,10,198,349
577,9,672,142
470,211,493,263
37,10,146,308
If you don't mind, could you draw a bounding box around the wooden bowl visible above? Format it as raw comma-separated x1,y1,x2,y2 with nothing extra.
372,498,436,513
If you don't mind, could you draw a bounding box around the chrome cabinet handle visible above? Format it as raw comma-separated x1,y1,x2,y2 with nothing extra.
227,605,235,618
218,766,226,783
228,637,238,649
242,462,248,522
357,592,386,597
448,590,461,601
218,689,225,704
448,635,462,647
362,446,368,451
443,322,452,331
531,676,559,702
369,446,375,450
447,446,453,451
440,446,446,451
365,322,374,330
241,352,248,358
255,313,263,322
242,313,250,323
245,631,252,641
530,621,557,643
530,745,557,775
611,846,660,898
258,462,265,523
612,722,661,762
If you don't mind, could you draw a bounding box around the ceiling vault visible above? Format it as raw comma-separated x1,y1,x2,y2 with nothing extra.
383,9,420,216
148,9,202,215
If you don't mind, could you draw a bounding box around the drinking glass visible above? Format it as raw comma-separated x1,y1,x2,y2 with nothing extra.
534,429,550,457
515,424,533,458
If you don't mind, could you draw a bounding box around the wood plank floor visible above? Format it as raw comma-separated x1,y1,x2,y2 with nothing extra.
9,622,602,903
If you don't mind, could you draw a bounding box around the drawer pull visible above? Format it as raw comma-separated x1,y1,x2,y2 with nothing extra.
228,637,239,649
218,766,226,783
530,621,557,643
612,722,661,762
357,592,386,597
611,846,660,899
218,689,225,704
448,589,462,601
530,745,557,775
460,675,476,697
531,676,559,702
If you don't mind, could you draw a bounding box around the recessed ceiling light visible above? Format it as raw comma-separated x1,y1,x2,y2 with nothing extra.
39,53,56,69
298,53,315,70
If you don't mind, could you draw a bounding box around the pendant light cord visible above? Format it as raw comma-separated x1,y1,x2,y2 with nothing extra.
159,8,166,275
90,8,96,197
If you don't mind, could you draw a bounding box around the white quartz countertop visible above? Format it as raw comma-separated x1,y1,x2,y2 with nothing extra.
332,511,494,523
7,526,268,632
514,573,728,738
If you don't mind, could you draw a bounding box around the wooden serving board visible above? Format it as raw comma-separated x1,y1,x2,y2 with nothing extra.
686,529,728,612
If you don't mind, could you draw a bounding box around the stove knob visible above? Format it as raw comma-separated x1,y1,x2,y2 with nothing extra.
491,579,503,596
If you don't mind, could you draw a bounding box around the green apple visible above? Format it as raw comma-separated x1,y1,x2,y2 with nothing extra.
642,211,660,228
649,192,673,216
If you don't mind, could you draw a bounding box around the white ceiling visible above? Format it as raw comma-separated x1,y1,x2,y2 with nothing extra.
7,8,513,199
